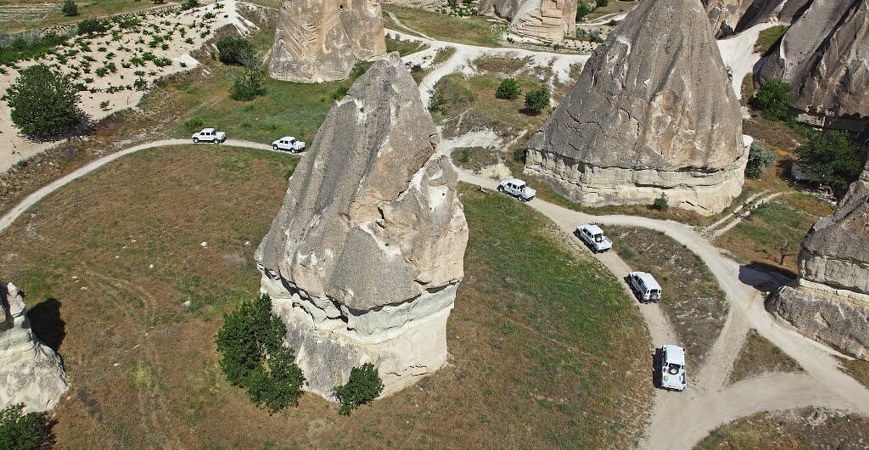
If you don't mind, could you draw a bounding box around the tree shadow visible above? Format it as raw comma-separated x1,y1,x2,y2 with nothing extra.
27,298,66,352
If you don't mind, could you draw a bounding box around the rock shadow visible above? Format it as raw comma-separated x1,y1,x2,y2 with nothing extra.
27,298,66,352
738,262,796,293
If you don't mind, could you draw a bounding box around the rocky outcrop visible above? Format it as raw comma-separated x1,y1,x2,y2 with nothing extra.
702,0,812,36
256,53,468,398
768,161,869,360
526,0,748,215
479,0,577,43
269,0,387,83
756,0,869,120
0,282,68,412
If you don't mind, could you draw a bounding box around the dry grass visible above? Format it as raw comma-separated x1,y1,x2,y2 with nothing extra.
452,147,499,172
1,150,653,448
838,357,869,390
753,25,789,55
697,407,869,450
383,4,501,47
583,0,638,21
728,330,802,384
607,226,729,367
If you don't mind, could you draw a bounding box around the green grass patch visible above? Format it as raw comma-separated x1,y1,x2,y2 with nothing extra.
607,226,729,366
383,5,501,47
451,147,499,172
838,357,869,390
0,0,161,33
729,330,802,384
754,25,788,55
385,36,428,57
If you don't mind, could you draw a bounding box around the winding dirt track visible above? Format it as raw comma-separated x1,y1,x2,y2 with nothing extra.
2,25,868,450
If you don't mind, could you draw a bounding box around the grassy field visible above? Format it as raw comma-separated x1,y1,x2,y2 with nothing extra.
0,0,163,33
383,4,501,47
728,330,802,384
385,35,428,57
753,25,788,55
583,0,638,21
697,407,869,449
0,148,653,448
608,226,729,367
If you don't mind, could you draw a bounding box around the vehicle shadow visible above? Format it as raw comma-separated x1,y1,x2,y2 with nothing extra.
651,347,662,389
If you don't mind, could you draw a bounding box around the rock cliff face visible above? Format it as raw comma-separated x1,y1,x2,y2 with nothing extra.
702,0,812,36
757,0,869,119
768,161,869,360
479,0,577,43
526,0,748,215
256,53,468,398
0,283,68,412
269,0,386,83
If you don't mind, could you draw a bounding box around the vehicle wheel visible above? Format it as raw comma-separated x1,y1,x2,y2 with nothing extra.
193,138,199,144
497,186,504,192
214,139,220,144
272,145,278,150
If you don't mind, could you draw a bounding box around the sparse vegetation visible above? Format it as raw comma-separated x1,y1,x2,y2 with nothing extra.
451,147,499,172
652,193,669,210
6,64,86,138
753,25,788,55
215,294,306,413
334,363,384,416
729,330,802,384
77,18,110,35
0,405,52,450
61,0,79,17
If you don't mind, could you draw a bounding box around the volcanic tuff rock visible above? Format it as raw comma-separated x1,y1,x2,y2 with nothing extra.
768,160,869,360
526,0,748,215
757,0,869,119
0,283,68,412
702,0,812,36
479,0,577,43
269,0,386,83
256,53,468,398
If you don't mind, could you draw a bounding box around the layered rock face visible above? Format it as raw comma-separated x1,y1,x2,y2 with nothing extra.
702,0,812,36
479,0,577,43
269,0,386,83
0,283,68,412
526,0,748,215
256,53,468,398
757,0,869,119
768,164,869,360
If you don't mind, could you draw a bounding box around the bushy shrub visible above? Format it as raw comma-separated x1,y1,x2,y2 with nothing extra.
76,18,108,35
215,294,305,413
745,142,776,179
334,363,383,416
653,193,669,210
0,404,52,450
6,64,85,138
750,78,792,121
61,0,79,17
181,0,200,10
495,77,521,100
215,36,253,66
524,87,550,115
230,61,265,101
595,0,609,6
795,131,863,194
332,85,349,101
576,2,594,21
183,116,204,131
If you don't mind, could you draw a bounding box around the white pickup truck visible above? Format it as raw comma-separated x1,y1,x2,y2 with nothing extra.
497,178,537,202
192,128,226,144
272,136,306,153
575,224,612,253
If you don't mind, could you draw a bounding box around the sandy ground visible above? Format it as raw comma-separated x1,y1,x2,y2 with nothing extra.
0,0,256,173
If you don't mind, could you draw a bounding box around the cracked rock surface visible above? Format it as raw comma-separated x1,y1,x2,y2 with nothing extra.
526,0,747,215
256,53,468,397
479,0,577,43
701,0,812,36
269,0,386,83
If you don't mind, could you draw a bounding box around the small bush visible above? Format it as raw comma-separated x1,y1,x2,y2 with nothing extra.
334,363,383,416
184,116,204,131
0,404,52,450
6,64,85,138
215,36,253,66
77,18,109,35
99,100,109,110
61,0,79,17
215,294,305,413
495,77,521,100
350,60,374,79
750,78,792,122
745,142,776,179
181,0,200,10
524,87,550,115
652,193,669,211
576,2,594,21
332,85,349,101
595,0,609,6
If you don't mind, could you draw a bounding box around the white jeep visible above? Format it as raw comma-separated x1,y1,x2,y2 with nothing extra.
658,344,687,391
192,128,226,144
272,136,306,153
627,271,662,303
497,178,536,202
576,224,612,253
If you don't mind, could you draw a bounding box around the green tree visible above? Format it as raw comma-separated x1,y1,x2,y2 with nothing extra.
61,0,78,17
795,131,863,194
334,363,384,416
576,2,594,21
745,142,776,179
6,64,85,138
215,36,254,65
495,77,521,100
0,405,52,450
524,87,550,115
215,294,305,413
653,193,669,210
595,0,609,7
230,52,265,101
750,78,792,121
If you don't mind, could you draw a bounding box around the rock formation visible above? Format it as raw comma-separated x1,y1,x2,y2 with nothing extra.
768,160,869,360
256,53,468,398
479,0,577,43
525,0,749,215
269,0,387,83
756,0,869,121
702,0,812,36
0,282,68,412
